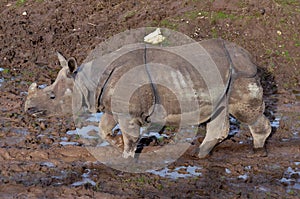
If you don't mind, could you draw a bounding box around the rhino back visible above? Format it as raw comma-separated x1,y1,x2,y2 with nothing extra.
100,40,232,123
223,40,257,77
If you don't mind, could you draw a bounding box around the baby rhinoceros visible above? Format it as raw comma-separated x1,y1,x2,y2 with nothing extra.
25,38,271,159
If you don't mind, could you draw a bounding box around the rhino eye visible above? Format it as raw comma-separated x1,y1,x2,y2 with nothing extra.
49,92,56,99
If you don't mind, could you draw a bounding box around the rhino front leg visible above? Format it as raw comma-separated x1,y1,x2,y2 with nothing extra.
99,112,120,146
118,117,141,158
198,103,229,158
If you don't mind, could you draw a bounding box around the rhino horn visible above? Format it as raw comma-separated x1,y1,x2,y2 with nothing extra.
28,82,38,94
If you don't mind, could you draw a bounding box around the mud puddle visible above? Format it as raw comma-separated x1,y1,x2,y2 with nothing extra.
280,162,300,192
0,128,29,147
0,77,4,87
147,165,203,179
71,169,96,187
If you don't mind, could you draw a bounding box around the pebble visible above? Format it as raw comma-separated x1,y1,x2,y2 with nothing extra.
277,30,282,35
40,122,46,130
0,149,11,160
40,137,54,145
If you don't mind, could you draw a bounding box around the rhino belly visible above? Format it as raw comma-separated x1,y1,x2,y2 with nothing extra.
102,82,214,126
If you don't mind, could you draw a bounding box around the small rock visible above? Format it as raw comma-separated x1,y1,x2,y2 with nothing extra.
177,168,188,174
22,11,27,16
0,149,11,160
283,99,290,104
260,8,266,15
277,30,282,35
28,150,49,160
40,137,54,145
40,122,46,130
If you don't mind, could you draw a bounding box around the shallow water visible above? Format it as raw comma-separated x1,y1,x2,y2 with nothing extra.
71,169,96,187
38,84,48,89
280,162,300,192
271,115,281,128
67,125,99,139
147,165,202,179
59,141,80,146
40,162,55,168
86,113,103,122
0,77,4,87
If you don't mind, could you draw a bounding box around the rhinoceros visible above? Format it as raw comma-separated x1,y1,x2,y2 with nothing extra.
25,31,271,159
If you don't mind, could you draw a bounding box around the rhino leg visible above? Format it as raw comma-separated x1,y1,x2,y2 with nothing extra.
229,77,271,156
248,114,271,149
99,113,119,146
232,104,271,157
118,117,140,158
198,99,230,158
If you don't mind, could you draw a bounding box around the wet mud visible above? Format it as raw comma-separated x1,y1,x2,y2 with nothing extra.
0,0,300,198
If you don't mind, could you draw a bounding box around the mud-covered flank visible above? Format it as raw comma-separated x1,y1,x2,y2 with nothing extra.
0,0,299,198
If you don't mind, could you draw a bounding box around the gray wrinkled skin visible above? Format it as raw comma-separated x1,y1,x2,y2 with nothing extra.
25,39,271,159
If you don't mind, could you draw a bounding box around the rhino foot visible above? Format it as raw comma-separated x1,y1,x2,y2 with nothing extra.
247,147,268,158
197,151,210,159
197,138,219,159
122,150,136,159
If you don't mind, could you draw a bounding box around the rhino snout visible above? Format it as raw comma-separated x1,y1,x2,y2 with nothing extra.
25,82,47,116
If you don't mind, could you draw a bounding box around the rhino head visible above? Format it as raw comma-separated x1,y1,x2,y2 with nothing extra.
24,53,78,117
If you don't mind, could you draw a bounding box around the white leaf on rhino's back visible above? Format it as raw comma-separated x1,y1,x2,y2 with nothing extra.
144,28,166,44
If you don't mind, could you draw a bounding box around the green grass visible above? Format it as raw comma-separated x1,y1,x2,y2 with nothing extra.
211,27,218,38
160,19,178,30
16,0,44,6
164,126,176,132
211,11,235,21
156,183,163,190
184,10,200,20
274,0,300,6
124,10,136,19
1,68,10,74
16,0,26,6
209,11,237,25
136,176,145,184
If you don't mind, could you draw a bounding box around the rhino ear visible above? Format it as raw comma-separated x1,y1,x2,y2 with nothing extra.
67,57,78,74
57,52,68,68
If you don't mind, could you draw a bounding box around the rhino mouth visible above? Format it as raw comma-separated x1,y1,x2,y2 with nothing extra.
26,107,47,117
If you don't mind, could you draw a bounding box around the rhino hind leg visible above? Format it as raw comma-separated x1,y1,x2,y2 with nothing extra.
248,114,271,150
118,117,141,158
198,100,230,159
234,110,271,157
229,77,271,156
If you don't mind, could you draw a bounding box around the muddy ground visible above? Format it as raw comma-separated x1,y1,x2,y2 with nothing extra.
0,0,299,198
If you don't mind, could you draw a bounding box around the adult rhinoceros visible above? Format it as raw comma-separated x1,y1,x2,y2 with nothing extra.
25,29,271,159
